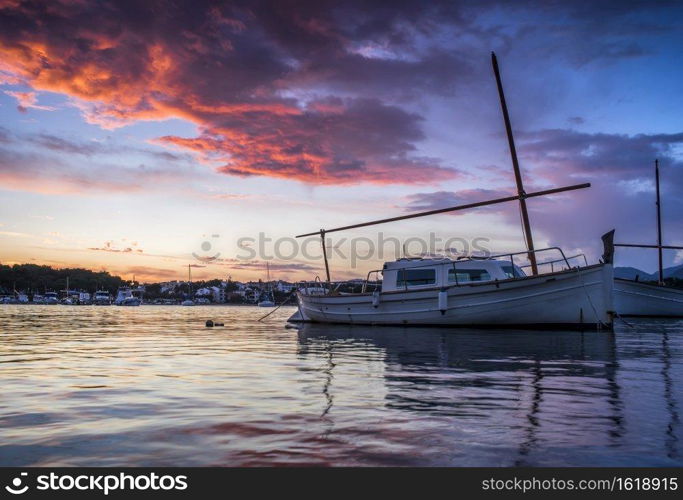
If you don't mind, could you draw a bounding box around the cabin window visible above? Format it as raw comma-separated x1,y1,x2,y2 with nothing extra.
396,268,436,287
448,268,491,283
501,265,526,278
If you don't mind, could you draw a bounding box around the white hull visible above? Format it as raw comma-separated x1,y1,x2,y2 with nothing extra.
614,278,683,317
117,298,141,306
294,264,614,328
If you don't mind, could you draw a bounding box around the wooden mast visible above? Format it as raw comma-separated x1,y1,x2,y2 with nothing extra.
297,184,590,238
491,52,538,275
320,230,331,282
655,159,663,284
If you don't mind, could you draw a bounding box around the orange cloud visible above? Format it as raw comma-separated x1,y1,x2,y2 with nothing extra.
4,90,55,112
0,1,459,185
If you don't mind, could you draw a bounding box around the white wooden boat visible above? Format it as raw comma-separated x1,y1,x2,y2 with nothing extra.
291,247,614,329
614,278,683,317
289,53,612,330
114,287,141,306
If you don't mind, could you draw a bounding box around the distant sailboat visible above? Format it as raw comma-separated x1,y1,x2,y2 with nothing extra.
258,262,275,307
181,264,195,306
62,276,74,305
614,160,683,317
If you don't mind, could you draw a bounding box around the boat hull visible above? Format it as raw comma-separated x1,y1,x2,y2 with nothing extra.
614,278,683,317
293,264,614,329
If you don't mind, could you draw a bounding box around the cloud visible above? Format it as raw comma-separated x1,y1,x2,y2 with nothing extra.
516,128,683,182
405,188,515,215
0,143,193,195
0,1,473,185
119,266,180,281
88,241,143,253
157,97,459,184
0,0,679,191
0,230,34,238
4,90,55,112
208,257,321,274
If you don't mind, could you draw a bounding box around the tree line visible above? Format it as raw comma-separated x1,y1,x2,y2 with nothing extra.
0,264,127,294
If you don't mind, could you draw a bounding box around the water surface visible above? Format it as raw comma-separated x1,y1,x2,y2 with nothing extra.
1,305,681,466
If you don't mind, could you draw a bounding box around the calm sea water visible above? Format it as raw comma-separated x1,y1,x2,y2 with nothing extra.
0,305,681,467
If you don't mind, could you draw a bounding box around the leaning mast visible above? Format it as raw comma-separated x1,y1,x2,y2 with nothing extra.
491,52,538,275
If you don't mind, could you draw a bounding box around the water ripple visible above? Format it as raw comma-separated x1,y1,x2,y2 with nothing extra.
0,305,681,466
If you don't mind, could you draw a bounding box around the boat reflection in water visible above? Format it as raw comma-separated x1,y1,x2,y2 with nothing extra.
296,322,680,466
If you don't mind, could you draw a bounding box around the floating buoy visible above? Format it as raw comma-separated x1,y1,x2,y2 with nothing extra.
205,319,214,327
438,289,448,315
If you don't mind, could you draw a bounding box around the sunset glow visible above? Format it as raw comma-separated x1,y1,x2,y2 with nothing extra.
1,1,682,282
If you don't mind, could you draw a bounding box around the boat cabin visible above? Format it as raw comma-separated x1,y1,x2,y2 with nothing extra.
381,258,526,293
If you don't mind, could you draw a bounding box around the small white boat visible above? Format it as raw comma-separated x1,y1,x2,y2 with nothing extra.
181,299,195,306
114,287,141,306
258,298,275,307
44,291,59,305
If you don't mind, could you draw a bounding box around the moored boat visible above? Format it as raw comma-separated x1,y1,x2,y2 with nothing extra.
257,262,276,307
292,244,614,329
614,278,683,317
114,287,142,306
93,290,112,305
181,264,195,306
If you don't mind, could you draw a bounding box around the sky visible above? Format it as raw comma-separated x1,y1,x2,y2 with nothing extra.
0,0,682,282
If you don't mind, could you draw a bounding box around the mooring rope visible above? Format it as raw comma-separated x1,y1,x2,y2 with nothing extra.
257,292,297,322
613,312,635,329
